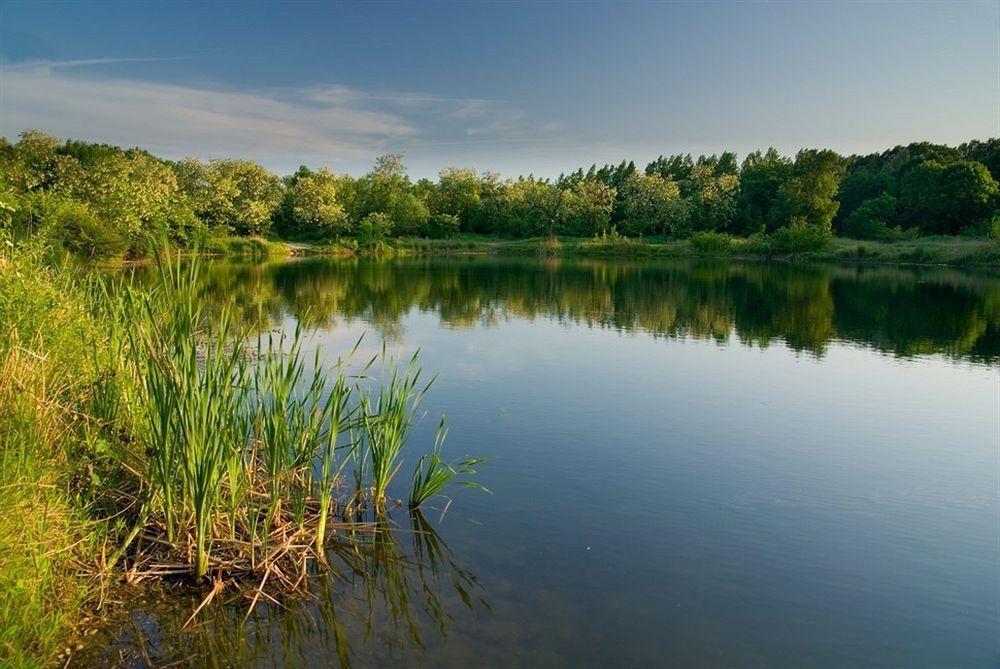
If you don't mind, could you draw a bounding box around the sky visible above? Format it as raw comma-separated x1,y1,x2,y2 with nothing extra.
0,0,997,179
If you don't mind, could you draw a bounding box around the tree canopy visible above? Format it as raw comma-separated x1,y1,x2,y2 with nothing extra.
1,130,997,259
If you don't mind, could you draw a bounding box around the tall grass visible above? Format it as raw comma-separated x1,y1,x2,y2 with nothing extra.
358,350,432,508
0,241,103,667
111,251,482,592
0,238,484,664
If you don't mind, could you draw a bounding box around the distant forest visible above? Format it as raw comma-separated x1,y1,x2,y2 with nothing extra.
1,131,997,258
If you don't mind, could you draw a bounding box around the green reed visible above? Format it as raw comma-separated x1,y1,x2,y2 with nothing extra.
358,349,431,508
409,416,488,509
99,249,482,588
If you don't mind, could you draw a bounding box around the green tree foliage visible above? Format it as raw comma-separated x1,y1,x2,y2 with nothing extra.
279,166,349,238
200,160,282,236
961,138,1000,183
735,149,792,234
4,131,77,193
685,164,740,235
67,150,180,246
354,154,430,235
0,130,997,260
565,179,615,236
840,193,903,241
898,160,998,235
427,213,461,238
615,173,685,236
774,149,846,231
500,178,561,237
766,219,832,253
646,154,694,185
53,201,127,260
357,211,394,248
430,168,482,228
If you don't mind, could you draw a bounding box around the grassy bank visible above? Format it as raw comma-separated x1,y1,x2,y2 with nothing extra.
391,233,1000,267
0,246,107,667
101,232,1000,269
0,241,482,667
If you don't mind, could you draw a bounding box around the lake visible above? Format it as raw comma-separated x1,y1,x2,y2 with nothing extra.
96,256,999,668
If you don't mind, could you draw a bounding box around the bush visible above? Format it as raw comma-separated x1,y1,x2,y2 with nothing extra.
840,194,913,241
54,202,127,260
427,213,460,239
899,247,936,264
766,220,831,254
988,213,1000,243
689,231,732,255
357,212,394,250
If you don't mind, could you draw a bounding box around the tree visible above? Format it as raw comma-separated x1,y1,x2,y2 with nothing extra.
685,164,740,234
960,139,1000,183
68,151,179,247
899,160,998,235
615,173,685,237
773,149,845,231
468,172,506,233
3,131,80,194
431,168,482,229
202,160,282,236
54,201,127,260
500,178,561,237
385,190,431,236
735,148,792,234
356,211,393,249
840,193,901,241
646,154,693,185
354,154,429,235
427,213,461,238
284,167,349,237
566,180,615,236
835,160,894,225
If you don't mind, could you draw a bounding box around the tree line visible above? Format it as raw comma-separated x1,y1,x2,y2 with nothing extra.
1,130,997,259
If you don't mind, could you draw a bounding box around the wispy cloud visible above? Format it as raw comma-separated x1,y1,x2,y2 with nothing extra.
1,57,189,74
0,62,554,172
0,66,421,166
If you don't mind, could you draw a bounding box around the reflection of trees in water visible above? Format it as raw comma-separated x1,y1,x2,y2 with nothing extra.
87,510,484,668
190,256,1000,362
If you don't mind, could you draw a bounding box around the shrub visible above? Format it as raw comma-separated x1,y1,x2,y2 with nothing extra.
988,213,1000,243
766,219,831,254
357,212,394,250
899,247,936,264
689,231,732,255
54,202,127,260
840,194,913,241
427,213,460,239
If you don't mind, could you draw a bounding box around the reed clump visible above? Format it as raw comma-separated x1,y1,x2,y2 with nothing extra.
97,251,482,608
0,241,482,664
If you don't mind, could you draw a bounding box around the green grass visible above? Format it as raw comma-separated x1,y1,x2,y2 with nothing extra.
394,232,1000,266
115,253,480,583
359,350,431,508
0,240,485,664
0,242,105,667
202,235,288,258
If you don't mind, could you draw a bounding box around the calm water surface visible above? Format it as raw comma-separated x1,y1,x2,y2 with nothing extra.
99,257,999,668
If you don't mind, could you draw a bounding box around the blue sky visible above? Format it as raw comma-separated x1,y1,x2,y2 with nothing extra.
1,1,997,178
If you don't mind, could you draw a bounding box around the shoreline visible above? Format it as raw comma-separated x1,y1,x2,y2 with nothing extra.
248,234,1000,269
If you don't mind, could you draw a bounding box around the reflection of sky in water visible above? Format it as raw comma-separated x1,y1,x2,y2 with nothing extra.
106,258,1000,668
